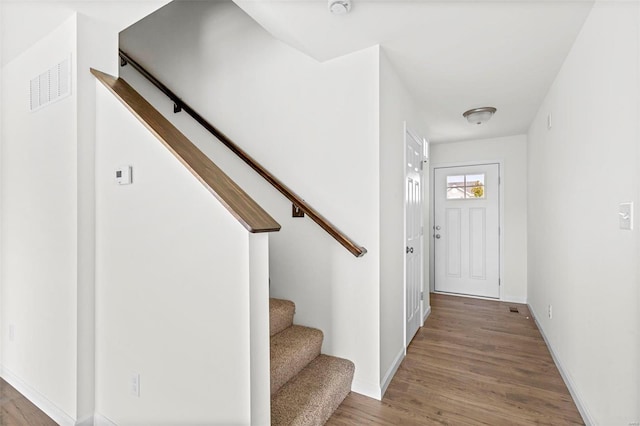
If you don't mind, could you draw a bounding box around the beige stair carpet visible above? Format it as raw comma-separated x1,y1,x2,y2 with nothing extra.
270,298,355,426
270,298,295,336
271,354,355,426
271,325,323,395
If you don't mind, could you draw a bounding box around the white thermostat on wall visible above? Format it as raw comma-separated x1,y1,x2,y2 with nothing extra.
115,165,132,185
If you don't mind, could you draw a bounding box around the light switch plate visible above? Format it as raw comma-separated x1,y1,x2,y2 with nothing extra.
131,372,140,397
619,202,633,230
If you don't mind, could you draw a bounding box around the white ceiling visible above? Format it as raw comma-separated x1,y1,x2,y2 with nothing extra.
2,0,594,143
234,0,594,143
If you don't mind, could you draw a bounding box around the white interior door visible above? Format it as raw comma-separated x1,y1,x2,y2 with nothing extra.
434,164,500,298
405,129,423,346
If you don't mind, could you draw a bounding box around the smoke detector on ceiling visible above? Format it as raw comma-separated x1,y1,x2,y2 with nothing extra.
329,0,351,15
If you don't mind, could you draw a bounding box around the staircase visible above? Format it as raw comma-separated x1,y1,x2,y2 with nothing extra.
270,298,355,426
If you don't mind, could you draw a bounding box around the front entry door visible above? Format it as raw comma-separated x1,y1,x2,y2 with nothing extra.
434,164,500,298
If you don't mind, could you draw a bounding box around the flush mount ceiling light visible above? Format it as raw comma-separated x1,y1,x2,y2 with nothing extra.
329,0,351,15
463,107,497,125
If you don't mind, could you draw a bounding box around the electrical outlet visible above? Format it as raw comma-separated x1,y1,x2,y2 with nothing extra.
130,372,140,397
8,324,15,342
548,305,553,319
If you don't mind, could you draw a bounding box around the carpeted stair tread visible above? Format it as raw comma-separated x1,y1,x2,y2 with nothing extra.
271,354,355,426
270,298,296,337
271,325,323,395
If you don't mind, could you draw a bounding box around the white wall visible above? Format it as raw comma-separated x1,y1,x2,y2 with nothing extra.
527,2,639,424
0,5,164,423
0,1,170,67
76,14,119,421
637,2,640,413
95,83,267,424
379,49,427,392
120,0,384,397
430,135,528,303
1,15,79,420
0,2,4,372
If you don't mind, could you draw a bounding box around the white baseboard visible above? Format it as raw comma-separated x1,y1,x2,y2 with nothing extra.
351,379,381,400
501,296,527,304
422,305,432,323
75,415,95,426
93,413,118,426
380,348,405,398
72,413,117,426
0,365,76,426
528,305,595,426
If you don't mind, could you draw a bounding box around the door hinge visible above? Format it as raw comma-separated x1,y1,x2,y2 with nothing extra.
498,176,501,185
499,278,501,286
420,291,424,301
498,227,501,236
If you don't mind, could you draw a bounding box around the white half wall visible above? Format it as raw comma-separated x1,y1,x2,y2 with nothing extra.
430,135,528,303
95,82,265,424
527,2,639,424
120,0,383,397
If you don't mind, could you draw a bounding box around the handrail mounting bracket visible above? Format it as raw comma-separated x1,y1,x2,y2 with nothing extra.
292,204,305,218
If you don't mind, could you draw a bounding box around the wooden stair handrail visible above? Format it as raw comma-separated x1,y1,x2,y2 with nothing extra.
91,68,281,234
118,49,367,258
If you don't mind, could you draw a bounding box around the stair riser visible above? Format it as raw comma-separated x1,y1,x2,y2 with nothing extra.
271,326,323,395
271,355,355,426
270,298,295,337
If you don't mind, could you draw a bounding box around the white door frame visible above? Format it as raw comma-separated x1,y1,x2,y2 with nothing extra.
429,160,504,301
403,122,426,351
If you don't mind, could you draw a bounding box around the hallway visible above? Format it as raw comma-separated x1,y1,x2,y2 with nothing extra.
328,293,583,425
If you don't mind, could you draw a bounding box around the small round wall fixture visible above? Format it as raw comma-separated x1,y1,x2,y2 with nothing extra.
463,107,497,125
329,0,351,15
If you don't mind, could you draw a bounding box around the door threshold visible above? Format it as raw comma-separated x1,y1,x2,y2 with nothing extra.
433,290,499,301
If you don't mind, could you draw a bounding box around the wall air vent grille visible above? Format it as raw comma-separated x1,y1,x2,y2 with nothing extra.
30,56,71,112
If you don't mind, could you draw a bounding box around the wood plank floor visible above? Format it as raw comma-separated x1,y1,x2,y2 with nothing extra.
328,293,584,425
0,379,56,426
